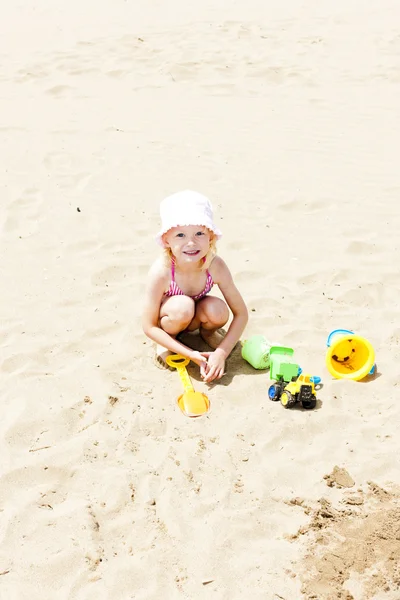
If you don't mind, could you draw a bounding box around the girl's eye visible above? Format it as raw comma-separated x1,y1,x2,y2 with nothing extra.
176,233,185,238
196,231,205,236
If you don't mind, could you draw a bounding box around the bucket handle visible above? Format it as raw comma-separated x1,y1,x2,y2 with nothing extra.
326,329,354,348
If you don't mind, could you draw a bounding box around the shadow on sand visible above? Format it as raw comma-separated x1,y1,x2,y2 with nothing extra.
178,330,266,387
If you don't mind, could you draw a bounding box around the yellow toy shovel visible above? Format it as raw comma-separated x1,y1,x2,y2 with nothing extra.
166,354,210,418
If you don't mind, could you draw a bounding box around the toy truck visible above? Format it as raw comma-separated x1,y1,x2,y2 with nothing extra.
278,373,317,409
267,346,317,410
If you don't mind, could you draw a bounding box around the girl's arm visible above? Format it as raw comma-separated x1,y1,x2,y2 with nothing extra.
211,256,249,359
199,257,248,382
142,261,206,363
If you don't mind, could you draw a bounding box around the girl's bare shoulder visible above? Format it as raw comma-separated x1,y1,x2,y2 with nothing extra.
208,255,230,281
147,256,171,286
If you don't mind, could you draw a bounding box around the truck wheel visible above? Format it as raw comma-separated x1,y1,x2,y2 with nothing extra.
302,397,317,410
268,383,282,401
280,391,296,409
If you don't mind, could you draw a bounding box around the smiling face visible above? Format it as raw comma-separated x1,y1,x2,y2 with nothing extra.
162,225,212,265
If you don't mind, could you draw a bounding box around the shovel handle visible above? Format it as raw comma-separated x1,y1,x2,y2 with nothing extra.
166,354,190,368
166,354,194,393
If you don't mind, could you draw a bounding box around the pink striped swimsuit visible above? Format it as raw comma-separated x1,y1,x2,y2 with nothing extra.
165,259,214,301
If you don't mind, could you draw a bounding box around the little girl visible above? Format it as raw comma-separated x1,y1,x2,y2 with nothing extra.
142,190,248,383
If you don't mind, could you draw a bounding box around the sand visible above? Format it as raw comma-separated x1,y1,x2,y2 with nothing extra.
1,1,400,598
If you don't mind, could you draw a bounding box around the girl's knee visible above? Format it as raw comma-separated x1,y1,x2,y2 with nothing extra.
162,295,196,330
174,296,196,322
200,297,229,325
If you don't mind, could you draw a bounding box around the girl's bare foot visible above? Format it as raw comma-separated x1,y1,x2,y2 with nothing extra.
199,327,226,350
154,344,172,370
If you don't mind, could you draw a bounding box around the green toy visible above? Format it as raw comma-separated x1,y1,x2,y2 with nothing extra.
241,335,272,369
269,346,299,382
268,346,321,409
268,346,300,400
242,336,321,410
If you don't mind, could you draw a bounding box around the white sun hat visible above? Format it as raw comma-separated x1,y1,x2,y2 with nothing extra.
155,190,223,247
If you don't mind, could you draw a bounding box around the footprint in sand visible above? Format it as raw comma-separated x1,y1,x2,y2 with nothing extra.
91,265,130,288
45,84,75,98
345,240,377,255
43,151,93,194
3,188,44,237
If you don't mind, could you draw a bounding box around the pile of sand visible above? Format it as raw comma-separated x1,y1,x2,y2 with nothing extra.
288,472,400,599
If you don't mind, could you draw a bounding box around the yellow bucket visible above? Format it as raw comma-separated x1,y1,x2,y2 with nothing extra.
326,329,376,381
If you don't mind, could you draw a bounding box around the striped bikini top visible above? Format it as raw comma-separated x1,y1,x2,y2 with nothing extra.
164,258,214,300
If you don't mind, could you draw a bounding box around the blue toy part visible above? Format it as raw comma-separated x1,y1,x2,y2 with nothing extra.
297,367,321,386
268,385,277,400
326,329,354,347
369,363,376,375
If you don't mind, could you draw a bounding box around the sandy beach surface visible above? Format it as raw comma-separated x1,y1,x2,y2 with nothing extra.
1,1,400,598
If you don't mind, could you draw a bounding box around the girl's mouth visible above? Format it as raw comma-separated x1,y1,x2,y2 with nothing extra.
184,250,200,256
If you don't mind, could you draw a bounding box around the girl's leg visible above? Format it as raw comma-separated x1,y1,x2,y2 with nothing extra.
159,295,196,334
187,296,229,349
156,295,196,367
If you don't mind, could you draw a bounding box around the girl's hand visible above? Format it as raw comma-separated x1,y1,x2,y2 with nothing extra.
200,349,226,383
190,351,209,379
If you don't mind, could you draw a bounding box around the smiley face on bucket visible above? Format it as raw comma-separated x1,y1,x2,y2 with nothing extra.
332,338,356,366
